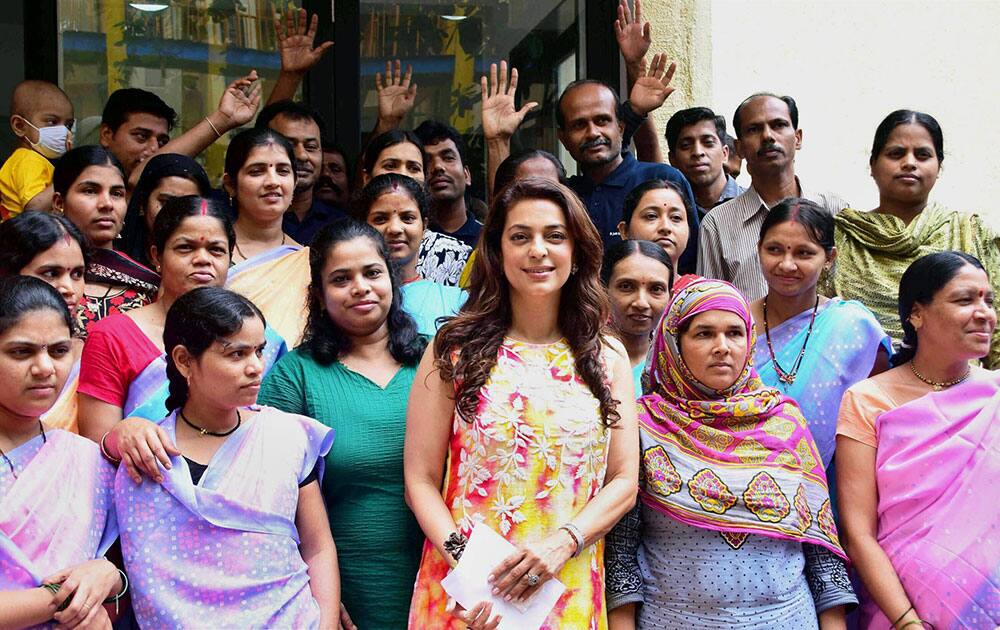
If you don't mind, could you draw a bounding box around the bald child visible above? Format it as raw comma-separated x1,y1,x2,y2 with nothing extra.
0,80,74,218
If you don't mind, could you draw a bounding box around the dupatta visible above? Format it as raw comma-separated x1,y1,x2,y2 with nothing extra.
122,325,288,420
115,406,333,629
227,245,310,348
637,279,845,557
753,298,891,466
0,431,118,589
858,372,1000,629
39,359,80,433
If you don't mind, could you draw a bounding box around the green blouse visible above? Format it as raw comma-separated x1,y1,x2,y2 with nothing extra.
259,348,423,629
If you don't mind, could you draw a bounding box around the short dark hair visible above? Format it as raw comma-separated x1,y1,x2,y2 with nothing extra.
758,198,834,254
869,109,944,166
164,287,265,410
493,150,567,197
102,88,177,132
363,129,424,175
0,211,90,277
894,251,986,367
302,219,426,366
556,80,620,129
665,107,727,153
732,93,798,139
414,120,468,167
355,173,429,221
256,99,327,137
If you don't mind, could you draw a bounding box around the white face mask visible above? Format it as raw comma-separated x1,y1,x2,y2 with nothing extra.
17,117,72,159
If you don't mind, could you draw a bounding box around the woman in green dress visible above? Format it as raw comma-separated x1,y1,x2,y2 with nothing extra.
824,109,1000,367
259,219,427,629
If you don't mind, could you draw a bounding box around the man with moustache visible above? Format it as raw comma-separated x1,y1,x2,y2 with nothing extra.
414,120,482,249
314,142,351,210
696,93,848,300
665,107,745,218
256,100,346,245
556,80,700,273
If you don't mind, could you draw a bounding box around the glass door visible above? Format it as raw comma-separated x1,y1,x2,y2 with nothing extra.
359,0,580,200
57,0,301,180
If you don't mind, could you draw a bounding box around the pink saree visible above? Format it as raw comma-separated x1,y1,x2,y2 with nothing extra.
114,406,334,629
0,430,118,592
860,371,1000,628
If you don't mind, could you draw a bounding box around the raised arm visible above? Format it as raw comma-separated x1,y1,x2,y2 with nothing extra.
481,61,538,199
267,8,333,105
373,60,417,137
615,0,662,163
128,71,261,187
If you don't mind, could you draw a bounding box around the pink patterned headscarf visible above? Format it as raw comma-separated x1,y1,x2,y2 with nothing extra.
637,278,845,556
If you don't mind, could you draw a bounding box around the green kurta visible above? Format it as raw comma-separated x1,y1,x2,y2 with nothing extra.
823,202,1000,368
259,349,423,629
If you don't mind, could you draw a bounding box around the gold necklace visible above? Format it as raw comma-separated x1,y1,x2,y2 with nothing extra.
908,361,970,391
233,233,287,261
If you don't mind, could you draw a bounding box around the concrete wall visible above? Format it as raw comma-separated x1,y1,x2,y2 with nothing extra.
645,0,1000,228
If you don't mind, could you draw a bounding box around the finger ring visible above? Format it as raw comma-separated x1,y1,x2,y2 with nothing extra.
526,573,540,586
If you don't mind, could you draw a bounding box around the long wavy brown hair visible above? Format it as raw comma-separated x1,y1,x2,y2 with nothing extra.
433,177,620,426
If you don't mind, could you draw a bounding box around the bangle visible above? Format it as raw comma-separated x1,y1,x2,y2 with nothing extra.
898,621,934,630
100,432,121,465
892,606,914,628
443,531,468,562
40,582,72,612
205,116,222,138
103,569,129,615
559,522,585,558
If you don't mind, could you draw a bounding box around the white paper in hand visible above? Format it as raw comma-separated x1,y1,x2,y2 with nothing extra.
440,522,566,630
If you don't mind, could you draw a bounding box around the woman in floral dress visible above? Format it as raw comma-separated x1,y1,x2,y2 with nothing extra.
405,177,639,629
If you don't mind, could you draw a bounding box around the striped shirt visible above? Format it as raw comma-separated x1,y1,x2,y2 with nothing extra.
696,180,847,300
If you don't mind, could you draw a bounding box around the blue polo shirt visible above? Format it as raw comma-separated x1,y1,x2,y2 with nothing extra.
568,153,700,274
282,199,347,246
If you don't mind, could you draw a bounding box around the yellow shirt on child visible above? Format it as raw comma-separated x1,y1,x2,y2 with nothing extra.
0,147,54,219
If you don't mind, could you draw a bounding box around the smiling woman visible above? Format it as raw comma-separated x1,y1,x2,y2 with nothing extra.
358,174,467,335
78,196,287,446
258,219,428,630
223,127,313,347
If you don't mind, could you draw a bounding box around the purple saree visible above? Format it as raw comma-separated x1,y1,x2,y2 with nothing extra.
115,405,333,628
0,430,118,595
860,371,1000,628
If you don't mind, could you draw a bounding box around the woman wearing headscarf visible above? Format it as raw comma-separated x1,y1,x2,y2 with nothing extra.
606,278,856,629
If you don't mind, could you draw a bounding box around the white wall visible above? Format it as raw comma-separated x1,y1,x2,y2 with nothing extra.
710,0,1000,228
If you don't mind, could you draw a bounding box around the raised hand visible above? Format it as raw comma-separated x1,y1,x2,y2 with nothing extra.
217,70,262,129
480,61,539,141
376,60,417,126
614,0,651,72
274,7,333,75
629,53,676,116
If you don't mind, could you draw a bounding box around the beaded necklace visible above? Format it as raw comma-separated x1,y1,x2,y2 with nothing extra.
763,295,819,386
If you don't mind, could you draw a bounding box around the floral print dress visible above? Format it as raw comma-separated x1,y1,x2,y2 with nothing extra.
408,337,611,629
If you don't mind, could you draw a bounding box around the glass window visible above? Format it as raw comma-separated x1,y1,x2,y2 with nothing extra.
57,0,300,180
360,1,580,201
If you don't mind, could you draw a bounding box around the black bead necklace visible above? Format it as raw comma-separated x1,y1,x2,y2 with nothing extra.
763,294,819,386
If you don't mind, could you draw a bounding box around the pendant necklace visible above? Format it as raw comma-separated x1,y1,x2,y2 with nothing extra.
763,295,819,386
180,409,242,437
909,361,970,391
